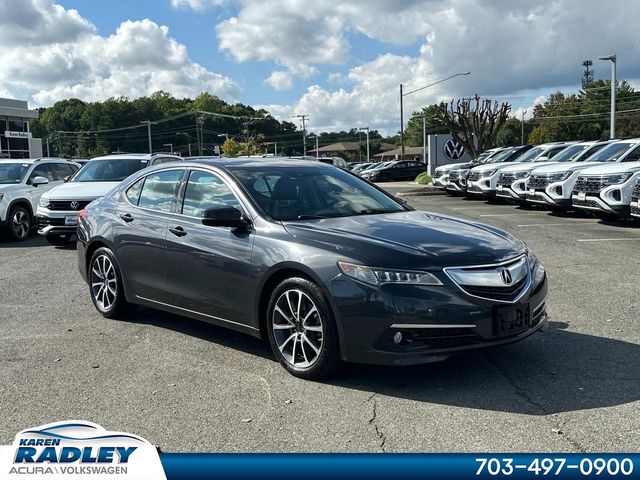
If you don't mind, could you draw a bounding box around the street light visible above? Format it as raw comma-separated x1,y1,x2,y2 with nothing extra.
358,127,370,162
140,120,156,153
400,72,470,159
521,110,527,145
599,54,617,138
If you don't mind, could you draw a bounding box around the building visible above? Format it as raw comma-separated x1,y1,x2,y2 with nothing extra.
308,141,396,162
373,146,425,161
0,98,42,159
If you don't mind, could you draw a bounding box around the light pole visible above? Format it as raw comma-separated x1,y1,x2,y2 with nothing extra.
196,117,204,155
295,114,309,156
140,120,156,153
599,54,617,138
308,134,319,158
400,72,470,159
521,110,527,145
163,143,173,153
358,127,370,162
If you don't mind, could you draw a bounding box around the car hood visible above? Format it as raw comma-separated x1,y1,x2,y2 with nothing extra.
530,161,604,175
43,181,120,200
578,161,640,175
435,162,467,173
282,210,524,269
500,161,560,174
471,162,520,173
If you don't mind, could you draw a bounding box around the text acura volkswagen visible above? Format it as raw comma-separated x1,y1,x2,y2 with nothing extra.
77,158,548,379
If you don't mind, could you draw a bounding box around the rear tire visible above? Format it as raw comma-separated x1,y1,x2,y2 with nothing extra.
6,205,31,241
45,233,73,246
88,247,135,319
266,277,341,380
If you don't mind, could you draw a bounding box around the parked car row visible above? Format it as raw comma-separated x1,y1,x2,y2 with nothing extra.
434,139,640,221
351,160,428,182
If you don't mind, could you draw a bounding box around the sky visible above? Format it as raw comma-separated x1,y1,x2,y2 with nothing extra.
2,0,640,134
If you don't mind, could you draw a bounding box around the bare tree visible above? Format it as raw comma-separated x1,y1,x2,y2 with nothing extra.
434,95,511,158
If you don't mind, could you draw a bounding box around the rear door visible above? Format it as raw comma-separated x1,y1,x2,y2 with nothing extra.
112,168,185,301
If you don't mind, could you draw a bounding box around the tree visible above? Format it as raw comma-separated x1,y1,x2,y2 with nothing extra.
495,117,523,147
434,95,511,158
221,138,243,157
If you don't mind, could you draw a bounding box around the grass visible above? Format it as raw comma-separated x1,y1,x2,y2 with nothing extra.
415,172,432,185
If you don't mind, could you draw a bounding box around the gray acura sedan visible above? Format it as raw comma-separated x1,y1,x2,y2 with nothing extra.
77,158,548,379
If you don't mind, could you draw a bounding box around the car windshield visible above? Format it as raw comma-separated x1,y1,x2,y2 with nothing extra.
486,148,518,163
72,159,148,182
547,144,590,162
586,142,638,162
0,163,30,184
514,146,545,163
232,164,406,221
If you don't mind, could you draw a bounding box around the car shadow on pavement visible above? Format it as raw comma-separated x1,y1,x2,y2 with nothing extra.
0,234,49,248
325,321,640,415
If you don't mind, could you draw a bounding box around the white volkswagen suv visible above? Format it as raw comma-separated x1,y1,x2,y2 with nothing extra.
433,147,504,188
571,141,640,219
37,153,182,245
494,141,577,203
524,139,620,211
0,158,80,241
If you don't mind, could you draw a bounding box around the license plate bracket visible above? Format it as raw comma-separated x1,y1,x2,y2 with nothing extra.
577,192,586,201
65,215,78,226
494,303,530,338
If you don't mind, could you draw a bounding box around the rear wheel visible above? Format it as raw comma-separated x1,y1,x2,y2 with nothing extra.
45,233,73,246
89,247,135,319
267,277,341,380
7,205,31,241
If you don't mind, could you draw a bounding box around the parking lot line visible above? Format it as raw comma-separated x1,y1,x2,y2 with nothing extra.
516,223,568,227
576,237,640,242
479,213,541,217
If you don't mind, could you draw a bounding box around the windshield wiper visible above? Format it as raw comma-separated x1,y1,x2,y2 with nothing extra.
356,209,397,216
295,214,327,220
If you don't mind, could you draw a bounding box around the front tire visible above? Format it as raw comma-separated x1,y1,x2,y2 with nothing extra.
45,233,73,246
89,247,134,319
7,205,31,241
266,277,341,380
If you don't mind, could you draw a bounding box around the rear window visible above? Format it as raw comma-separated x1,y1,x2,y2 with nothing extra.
73,159,149,182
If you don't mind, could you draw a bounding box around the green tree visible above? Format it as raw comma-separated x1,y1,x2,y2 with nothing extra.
222,138,243,157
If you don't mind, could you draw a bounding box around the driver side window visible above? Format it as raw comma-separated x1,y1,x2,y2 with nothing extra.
29,164,54,182
181,170,241,218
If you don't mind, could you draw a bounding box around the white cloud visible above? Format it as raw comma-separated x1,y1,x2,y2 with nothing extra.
264,71,293,91
1,1,238,106
170,0,226,11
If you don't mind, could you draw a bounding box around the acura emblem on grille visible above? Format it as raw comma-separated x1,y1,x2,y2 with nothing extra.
500,268,513,285
70,201,79,210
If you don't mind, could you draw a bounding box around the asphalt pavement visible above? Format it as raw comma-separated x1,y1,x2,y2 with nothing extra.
1,190,639,452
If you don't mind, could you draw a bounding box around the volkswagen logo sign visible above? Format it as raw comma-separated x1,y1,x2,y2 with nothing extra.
70,201,80,210
500,268,513,286
443,138,465,160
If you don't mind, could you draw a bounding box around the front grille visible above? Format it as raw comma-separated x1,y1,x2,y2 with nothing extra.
631,204,640,217
525,193,544,201
633,181,640,196
497,174,516,187
461,275,528,302
433,171,445,179
572,198,600,208
37,217,65,228
467,172,482,182
527,175,550,190
449,171,460,182
46,200,92,211
574,176,607,194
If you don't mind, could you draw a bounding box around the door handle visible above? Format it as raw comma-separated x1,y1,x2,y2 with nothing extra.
120,213,134,223
169,226,187,237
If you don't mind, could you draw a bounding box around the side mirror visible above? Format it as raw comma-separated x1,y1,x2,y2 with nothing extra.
202,206,249,229
31,176,49,187
537,156,550,161
63,175,71,182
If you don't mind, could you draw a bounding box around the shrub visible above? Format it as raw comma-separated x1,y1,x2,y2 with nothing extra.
415,172,432,185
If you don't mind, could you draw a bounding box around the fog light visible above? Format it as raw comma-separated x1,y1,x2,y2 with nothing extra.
393,332,403,344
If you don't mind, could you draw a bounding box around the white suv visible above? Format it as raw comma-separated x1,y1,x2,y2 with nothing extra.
433,147,503,188
0,158,80,241
37,153,182,245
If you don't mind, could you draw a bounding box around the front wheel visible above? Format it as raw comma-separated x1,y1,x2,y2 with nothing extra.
89,247,135,319
45,233,73,246
7,205,31,241
267,277,341,380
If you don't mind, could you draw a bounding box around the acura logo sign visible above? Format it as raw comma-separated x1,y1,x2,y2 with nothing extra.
500,268,513,285
443,138,465,160
70,201,80,210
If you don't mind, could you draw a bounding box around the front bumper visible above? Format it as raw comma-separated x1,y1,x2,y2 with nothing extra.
36,206,80,235
496,178,528,201
433,174,449,188
327,270,548,366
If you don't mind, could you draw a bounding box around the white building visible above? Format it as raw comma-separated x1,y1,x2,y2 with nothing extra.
0,98,42,159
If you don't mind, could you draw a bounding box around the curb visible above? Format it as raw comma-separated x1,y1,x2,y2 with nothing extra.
397,187,446,197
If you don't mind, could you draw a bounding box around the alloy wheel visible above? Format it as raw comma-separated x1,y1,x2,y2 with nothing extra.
90,254,117,312
11,209,30,240
272,289,324,368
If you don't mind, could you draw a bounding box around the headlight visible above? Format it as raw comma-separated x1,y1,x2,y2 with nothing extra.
526,248,538,269
605,172,633,185
39,196,49,208
483,169,499,177
338,262,442,286
549,171,573,182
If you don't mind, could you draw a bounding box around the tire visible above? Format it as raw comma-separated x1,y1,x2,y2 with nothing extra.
266,277,341,380
88,247,135,319
6,205,32,241
45,233,73,246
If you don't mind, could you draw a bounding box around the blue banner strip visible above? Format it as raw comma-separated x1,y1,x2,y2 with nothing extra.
160,453,640,480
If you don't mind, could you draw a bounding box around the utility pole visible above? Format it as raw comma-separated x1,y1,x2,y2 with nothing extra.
295,114,309,156
521,110,527,145
599,54,617,138
196,117,204,155
46,136,51,157
400,84,405,160
359,127,370,162
140,120,155,153
422,116,427,170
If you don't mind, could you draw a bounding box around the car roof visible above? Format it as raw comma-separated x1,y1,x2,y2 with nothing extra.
89,153,182,161
0,157,71,164
154,156,337,170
